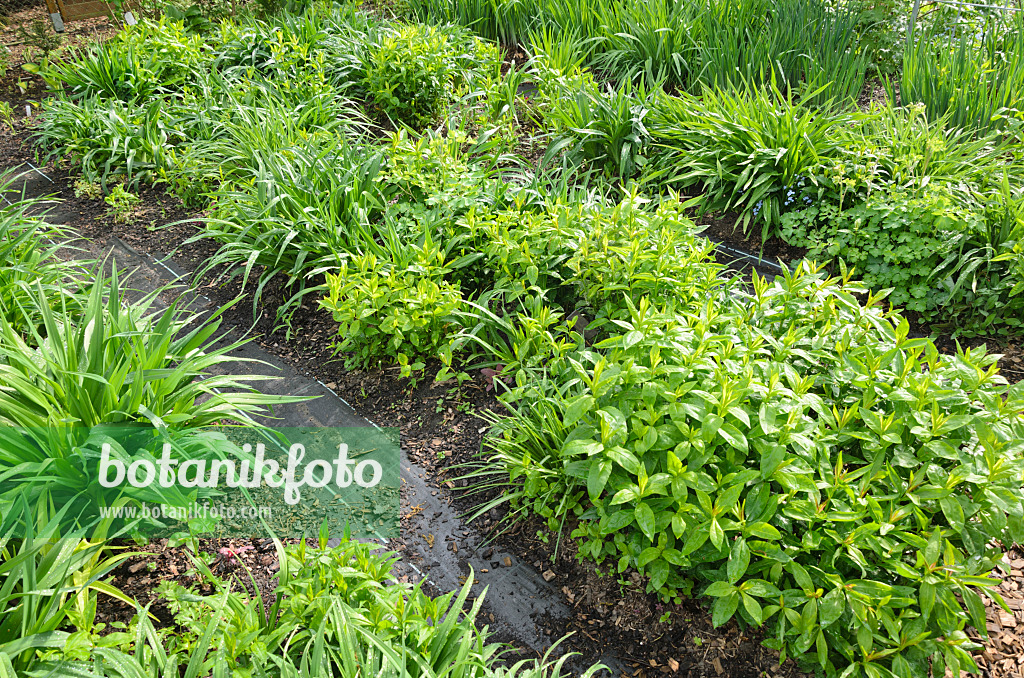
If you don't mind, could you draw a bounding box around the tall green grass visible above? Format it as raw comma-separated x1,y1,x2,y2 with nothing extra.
900,12,1024,134
696,0,866,105
646,83,859,239
409,0,867,99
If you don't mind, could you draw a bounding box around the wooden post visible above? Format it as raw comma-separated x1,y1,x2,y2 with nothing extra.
44,0,65,32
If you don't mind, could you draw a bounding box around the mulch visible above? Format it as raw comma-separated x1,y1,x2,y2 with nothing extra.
975,548,1024,678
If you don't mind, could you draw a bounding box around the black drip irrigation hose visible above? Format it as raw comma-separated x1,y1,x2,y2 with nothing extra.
702,235,791,275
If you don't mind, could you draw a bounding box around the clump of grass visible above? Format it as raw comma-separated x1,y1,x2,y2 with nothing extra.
900,11,1024,133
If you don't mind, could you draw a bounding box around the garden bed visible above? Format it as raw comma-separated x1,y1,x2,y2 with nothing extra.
2,1,1024,677
2,115,1024,677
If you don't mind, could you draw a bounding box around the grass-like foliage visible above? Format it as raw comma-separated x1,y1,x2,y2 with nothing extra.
0,506,140,675
0,264,305,528
901,12,1024,134
0,183,86,340
198,140,390,327
409,0,867,98
15,532,605,678
646,83,858,240
694,0,866,104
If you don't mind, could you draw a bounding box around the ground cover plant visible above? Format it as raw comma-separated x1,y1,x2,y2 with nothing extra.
7,0,1024,676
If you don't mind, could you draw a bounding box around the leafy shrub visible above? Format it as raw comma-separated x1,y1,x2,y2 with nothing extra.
779,182,981,311
116,17,212,83
363,22,495,126
320,241,464,375
482,258,1024,677
647,85,859,240
846,0,907,77
562,194,721,319
383,128,509,228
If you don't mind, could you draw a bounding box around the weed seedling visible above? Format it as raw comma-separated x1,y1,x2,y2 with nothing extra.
0,102,13,131
104,185,141,223
73,179,103,200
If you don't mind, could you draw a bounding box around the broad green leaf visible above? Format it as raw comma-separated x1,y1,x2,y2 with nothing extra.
635,502,656,541
709,518,724,549
728,538,750,584
712,592,739,627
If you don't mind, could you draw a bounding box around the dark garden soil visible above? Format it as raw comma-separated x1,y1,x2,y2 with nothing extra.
2,42,1024,678
1,3,117,115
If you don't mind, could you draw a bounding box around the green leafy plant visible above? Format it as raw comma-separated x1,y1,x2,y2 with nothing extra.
779,182,981,311
0,504,139,675
476,257,1024,677
545,75,655,180
694,0,867,105
0,102,13,132
927,177,1024,336
846,0,907,77
104,184,141,223
0,268,306,526
198,140,391,329
363,22,492,126
320,237,464,376
49,43,164,102
73,179,103,200
0,185,86,341
163,3,216,33
16,20,62,63
647,83,860,240
41,532,605,678
900,11,1024,134
34,95,177,186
